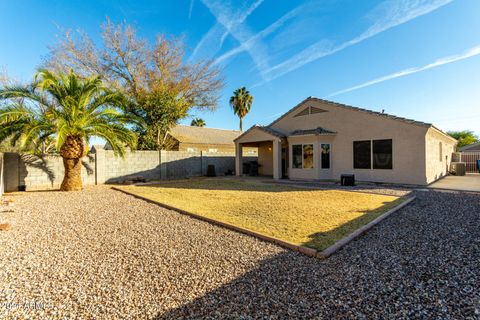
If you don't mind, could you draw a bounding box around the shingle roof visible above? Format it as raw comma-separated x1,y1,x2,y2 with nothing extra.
290,126,336,136
169,125,241,145
459,142,480,152
268,97,433,128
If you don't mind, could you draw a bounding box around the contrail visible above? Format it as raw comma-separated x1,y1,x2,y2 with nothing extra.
326,45,480,97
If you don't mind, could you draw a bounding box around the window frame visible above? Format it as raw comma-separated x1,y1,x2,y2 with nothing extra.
353,139,394,170
320,143,331,169
353,140,372,169
291,143,315,169
372,139,393,170
302,144,314,169
292,144,303,169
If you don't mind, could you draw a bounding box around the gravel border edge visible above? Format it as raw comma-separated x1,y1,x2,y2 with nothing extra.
319,196,416,258
112,186,415,259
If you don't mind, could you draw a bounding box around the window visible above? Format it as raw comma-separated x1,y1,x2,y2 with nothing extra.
208,148,218,153
353,141,371,169
439,142,443,162
292,145,302,168
186,147,196,153
373,139,392,169
321,144,330,169
303,144,314,169
292,144,314,169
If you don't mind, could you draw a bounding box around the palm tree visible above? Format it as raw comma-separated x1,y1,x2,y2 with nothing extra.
229,87,253,131
0,69,137,191
191,117,206,127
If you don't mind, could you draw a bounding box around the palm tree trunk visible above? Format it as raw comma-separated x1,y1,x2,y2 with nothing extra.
239,117,243,132
60,135,84,191
61,157,83,191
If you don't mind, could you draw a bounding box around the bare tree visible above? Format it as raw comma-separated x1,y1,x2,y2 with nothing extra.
44,20,224,149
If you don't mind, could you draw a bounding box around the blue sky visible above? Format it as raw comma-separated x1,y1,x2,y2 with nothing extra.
1,0,479,136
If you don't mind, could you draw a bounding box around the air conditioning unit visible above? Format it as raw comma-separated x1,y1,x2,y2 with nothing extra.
450,162,466,176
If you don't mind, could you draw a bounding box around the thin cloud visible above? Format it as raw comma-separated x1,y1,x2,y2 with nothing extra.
188,0,264,63
188,0,194,19
213,4,307,66
326,45,480,97
259,0,454,85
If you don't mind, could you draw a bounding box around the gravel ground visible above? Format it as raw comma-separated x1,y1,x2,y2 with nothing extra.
1,186,479,319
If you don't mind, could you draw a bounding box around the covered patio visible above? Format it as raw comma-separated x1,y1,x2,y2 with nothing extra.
235,125,287,179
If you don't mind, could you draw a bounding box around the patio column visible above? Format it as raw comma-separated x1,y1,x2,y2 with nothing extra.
272,139,282,180
235,142,243,176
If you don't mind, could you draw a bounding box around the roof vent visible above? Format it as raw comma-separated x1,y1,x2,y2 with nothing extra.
294,106,328,117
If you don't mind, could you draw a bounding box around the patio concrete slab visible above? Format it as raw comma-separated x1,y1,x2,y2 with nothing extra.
428,174,480,192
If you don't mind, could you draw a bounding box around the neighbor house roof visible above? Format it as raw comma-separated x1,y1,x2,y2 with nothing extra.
169,125,241,145
459,142,480,152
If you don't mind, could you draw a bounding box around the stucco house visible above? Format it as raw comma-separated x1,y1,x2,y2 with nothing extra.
235,97,457,185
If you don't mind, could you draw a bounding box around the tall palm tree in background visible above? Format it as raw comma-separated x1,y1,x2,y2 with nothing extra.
191,117,206,127
229,87,253,131
0,70,137,191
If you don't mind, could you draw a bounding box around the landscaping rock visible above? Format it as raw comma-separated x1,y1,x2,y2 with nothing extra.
0,187,478,319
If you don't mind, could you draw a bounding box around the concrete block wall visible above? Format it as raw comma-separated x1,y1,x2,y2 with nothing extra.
3,153,96,191
96,150,160,184
2,150,256,191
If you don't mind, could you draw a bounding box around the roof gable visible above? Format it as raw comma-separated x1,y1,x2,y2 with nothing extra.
269,97,432,129
234,125,285,143
294,106,328,117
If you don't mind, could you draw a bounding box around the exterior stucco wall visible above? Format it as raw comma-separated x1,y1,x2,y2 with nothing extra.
425,127,456,184
271,99,430,185
257,142,273,176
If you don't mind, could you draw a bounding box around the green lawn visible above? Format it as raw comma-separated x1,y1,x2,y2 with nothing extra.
119,179,403,251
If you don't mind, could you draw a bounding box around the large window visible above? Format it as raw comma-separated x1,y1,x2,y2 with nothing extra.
292,144,314,169
292,145,303,168
373,139,392,169
353,141,371,169
321,144,330,169
303,144,314,169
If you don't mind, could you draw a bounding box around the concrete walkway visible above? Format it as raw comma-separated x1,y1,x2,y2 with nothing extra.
428,173,480,192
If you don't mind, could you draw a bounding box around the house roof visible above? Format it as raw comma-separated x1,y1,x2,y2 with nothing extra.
268,97,434,128
290,126,336,136
266,96,456,142
169,125,241,145
459,142,480,152
234,125,286,142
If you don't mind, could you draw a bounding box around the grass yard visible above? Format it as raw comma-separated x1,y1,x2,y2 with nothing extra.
119,179,404,251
